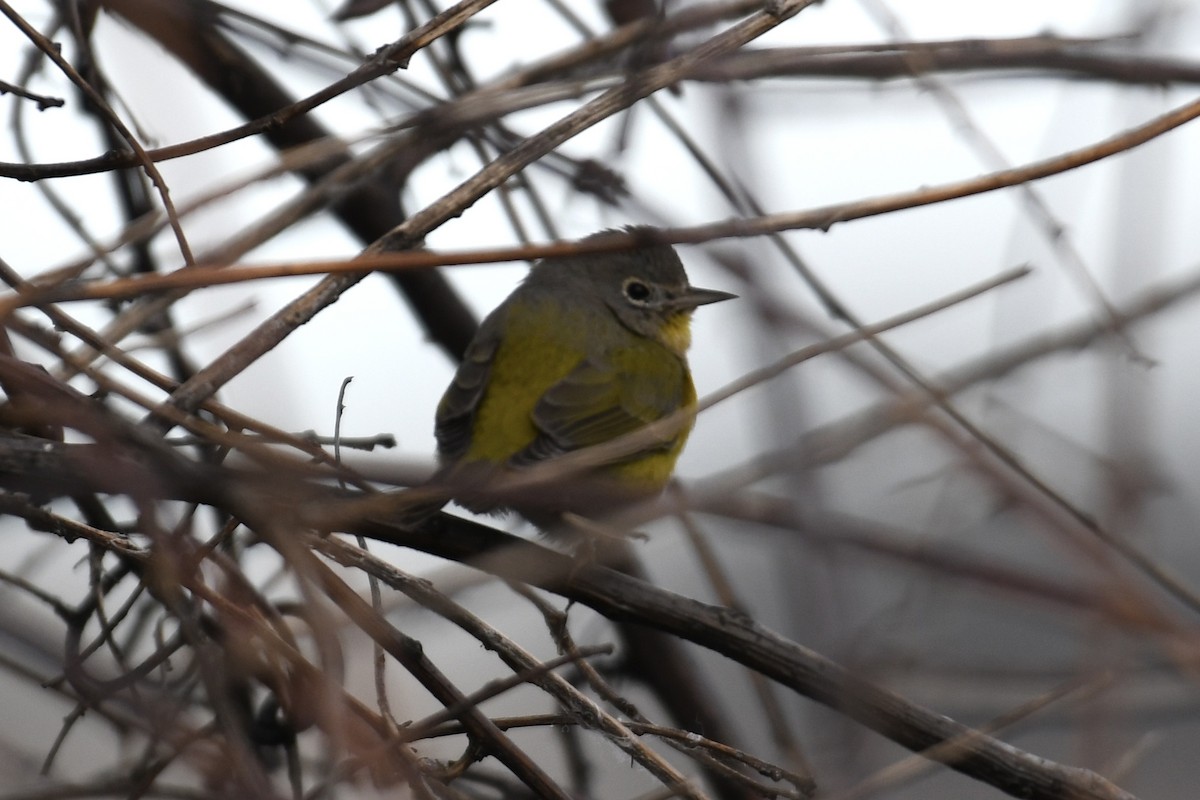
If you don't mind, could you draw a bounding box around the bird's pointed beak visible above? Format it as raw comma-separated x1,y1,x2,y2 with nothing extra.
677,286,737,309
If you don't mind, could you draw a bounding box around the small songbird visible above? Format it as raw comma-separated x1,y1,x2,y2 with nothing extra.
434,228,734,526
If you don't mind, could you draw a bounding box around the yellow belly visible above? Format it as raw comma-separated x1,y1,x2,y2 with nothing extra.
463,297,696,494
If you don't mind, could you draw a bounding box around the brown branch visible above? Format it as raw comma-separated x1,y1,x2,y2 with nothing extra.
313,534,711,799
0,76,64,109
41,0,499,173
132,0,818,433
0,381,1138,800
285,542,574,800
0,0,195,264
4,29,1187,185
97,0,482,362
0,0,760,183
355,516,1136,800
689,37,1200,86
13,70,1198,310
703,263,1200,616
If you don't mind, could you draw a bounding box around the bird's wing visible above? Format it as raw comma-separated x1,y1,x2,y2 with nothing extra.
434,319,503,463
514,354,684,466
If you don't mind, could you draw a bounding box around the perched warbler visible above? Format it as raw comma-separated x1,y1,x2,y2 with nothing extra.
434,228,735,524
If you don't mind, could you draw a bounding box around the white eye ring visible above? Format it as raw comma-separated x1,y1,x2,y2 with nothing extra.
623,279,652,304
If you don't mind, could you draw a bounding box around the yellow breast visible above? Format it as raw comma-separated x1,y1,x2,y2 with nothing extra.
463,297,696,493
657,311,693,356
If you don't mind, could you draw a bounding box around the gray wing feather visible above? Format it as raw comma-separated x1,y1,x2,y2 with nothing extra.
435,320,503,463
512,358,669,467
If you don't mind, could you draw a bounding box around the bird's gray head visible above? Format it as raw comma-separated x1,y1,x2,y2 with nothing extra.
525,229,735,354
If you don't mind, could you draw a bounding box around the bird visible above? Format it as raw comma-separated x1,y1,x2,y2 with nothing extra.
433,228,734,528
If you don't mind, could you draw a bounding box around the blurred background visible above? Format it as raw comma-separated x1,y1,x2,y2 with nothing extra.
2,0,1200,798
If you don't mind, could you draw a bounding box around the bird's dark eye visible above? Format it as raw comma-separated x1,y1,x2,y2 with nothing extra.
624,279,651,303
